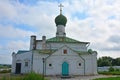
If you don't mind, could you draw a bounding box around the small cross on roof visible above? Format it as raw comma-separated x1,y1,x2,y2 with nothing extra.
58,3,64,14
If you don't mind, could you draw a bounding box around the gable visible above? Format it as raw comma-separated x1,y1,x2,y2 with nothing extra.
51,45,79,56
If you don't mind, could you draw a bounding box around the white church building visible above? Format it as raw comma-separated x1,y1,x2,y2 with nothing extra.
12,4,98,76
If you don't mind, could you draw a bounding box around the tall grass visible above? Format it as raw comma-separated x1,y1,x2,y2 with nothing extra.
23,72,45,80
1,72,47,80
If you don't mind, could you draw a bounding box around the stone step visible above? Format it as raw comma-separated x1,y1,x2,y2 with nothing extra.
61,75,72,79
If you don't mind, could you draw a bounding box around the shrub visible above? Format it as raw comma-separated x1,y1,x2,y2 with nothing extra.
0,69,11,73
115,68,120,71
23,72,45,80
109,66,114,72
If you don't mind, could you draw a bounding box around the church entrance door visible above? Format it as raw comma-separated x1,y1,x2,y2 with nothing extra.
62,62,69,76
15,63,21,74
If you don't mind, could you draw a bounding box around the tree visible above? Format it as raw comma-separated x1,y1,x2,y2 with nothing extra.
97,56,113,67
116,58,120,66
97,56,120,67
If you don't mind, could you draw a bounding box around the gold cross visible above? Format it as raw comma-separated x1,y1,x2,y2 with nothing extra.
58,3,64,14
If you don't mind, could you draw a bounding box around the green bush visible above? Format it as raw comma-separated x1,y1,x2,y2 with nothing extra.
23,72,46,80
108,67,114,72
115,68,120,71
0,69,11,73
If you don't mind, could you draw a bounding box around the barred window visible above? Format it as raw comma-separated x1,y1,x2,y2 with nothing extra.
25,62,28,67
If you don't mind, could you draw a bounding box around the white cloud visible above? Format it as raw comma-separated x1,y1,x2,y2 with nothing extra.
0,0,120,64
0,25,35,38
2,40,29,51
0,0,18,21
0,52,12,64
0,40,30,64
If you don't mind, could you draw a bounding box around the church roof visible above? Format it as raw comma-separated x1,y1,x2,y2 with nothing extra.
17,50,29,54
47,37,89,44
75,51,90,55
36,49,57,54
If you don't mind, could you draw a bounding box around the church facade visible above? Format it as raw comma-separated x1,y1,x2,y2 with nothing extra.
12,5,98,76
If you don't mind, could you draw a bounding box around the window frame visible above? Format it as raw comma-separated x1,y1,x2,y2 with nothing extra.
25,61,28,67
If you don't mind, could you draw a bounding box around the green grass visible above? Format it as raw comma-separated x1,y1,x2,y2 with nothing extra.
23,72,47,80
95,71,120,80
98,71,120,75
93,77,120,80
0,72,48,80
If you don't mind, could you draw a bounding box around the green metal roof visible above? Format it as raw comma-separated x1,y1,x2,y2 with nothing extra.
36,49,57,54
17,50,29,54
75,51,90,55
47,37,89,44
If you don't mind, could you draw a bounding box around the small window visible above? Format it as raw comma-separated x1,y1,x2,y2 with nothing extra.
49,64,52,67
25,62,28,67
79,63,81,66
63,49,67,54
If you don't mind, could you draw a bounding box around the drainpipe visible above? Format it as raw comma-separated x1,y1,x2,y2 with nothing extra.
42,58,45,80
83,60,85,75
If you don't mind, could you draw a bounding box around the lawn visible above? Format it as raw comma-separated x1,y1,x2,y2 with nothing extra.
94,71,120,80
0,72,48,80
98,71,120,75
93,77,120,80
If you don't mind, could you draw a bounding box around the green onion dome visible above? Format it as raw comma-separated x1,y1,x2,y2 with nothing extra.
55,14,67,26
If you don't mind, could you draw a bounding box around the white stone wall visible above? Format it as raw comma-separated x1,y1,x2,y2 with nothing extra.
32,36,88,51
56,25,66,37
32,45,97,76
82,54,97,75
13,40,97,76
12,52,32,74
32,53,48,74
35,43,88,51
46,56,85,75
36,41,42,49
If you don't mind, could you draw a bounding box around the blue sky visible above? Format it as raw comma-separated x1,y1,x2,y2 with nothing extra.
0,0,120,64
